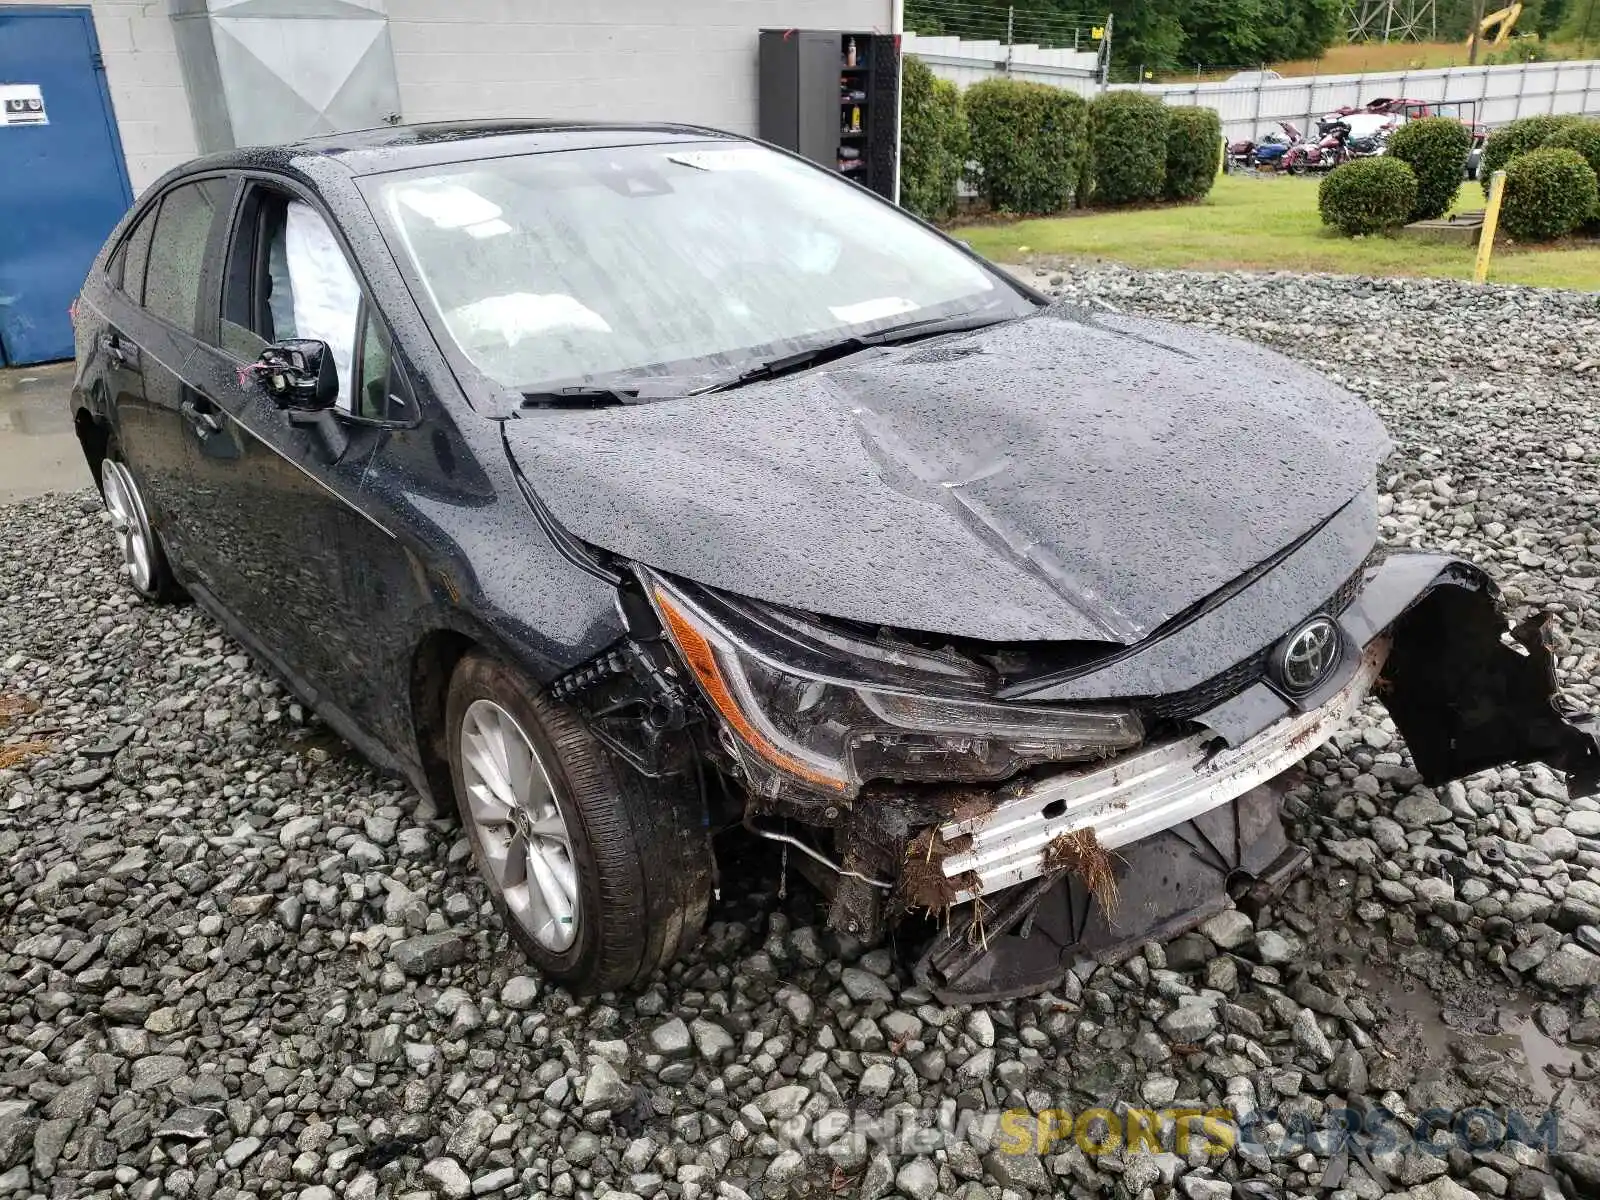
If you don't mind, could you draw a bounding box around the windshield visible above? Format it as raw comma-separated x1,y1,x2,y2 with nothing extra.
363,141,1033,394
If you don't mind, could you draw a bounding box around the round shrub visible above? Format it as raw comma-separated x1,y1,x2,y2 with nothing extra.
965,79,1089,214
1164,106,1222,202
900,55,968,222
1087,91,1170,205
1318,157,1418,236
1385,116,1471,221
1479,113,1583,195
1546,119,1600,216
1499,147,1599,242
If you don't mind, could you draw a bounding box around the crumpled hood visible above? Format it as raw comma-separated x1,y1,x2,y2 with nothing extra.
503,306,1391,644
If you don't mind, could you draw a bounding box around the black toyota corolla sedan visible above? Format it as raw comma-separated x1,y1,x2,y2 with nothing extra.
69,121,1600,1000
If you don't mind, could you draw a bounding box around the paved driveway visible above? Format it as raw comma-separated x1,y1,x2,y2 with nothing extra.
0,362,91,503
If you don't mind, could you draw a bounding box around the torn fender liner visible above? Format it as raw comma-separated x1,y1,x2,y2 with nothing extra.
1379,569,1600,799
914,781,1305,1004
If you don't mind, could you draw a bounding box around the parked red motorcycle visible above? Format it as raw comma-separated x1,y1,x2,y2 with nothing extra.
1282,118,1354,174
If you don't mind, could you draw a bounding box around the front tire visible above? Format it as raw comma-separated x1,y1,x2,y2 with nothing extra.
445,651,710,992
99,443,184,603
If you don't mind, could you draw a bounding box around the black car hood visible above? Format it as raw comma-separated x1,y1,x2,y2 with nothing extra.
503,307,1391,644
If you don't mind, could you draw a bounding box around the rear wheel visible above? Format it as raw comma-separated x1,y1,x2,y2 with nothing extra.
99,444,184,603
445,651,710,991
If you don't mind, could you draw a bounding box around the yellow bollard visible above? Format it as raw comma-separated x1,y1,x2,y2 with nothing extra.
1474,169,1506,285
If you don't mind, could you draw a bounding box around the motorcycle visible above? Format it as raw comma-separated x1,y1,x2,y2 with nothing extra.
1282,118,1354,174
1228,122,1298,171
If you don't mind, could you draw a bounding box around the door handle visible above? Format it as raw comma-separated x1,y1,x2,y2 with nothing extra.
181,397,223,437
100,333,137,368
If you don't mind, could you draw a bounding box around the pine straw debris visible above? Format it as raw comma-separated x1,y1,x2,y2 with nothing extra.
0,694,38,724
0,741,52,771
897,827,979,914
1042,827,1122,916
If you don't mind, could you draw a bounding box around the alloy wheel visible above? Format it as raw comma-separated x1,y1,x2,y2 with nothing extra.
101,460,158,595
458,698,581,952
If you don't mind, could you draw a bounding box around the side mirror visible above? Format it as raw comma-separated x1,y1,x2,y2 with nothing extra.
258,340,338,411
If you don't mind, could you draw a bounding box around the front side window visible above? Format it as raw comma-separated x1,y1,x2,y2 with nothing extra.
143,178,229,332
364,141,1033,397
222,189,363,412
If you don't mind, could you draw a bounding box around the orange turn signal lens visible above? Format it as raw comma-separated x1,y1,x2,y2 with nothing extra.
653,587,850,793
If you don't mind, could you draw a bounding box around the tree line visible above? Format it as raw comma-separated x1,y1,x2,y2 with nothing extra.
906,0,1598,78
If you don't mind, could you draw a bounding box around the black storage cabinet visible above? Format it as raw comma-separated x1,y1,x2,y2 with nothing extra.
758,29,900,201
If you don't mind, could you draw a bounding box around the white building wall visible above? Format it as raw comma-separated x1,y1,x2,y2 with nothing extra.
13,1,893,193
387,0,895,134
9,0,199,192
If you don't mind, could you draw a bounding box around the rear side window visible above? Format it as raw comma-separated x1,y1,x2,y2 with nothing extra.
109,209,157,302
143,178,229,332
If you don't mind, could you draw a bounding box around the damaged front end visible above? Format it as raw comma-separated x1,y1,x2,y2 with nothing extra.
560,555,1600,1004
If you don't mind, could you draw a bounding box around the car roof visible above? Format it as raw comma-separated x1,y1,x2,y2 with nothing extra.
187,120,742,178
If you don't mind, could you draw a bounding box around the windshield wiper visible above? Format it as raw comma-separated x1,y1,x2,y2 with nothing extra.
693,312,1016,396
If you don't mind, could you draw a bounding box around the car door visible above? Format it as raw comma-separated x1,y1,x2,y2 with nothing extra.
180,176,429,746
93,176,233,572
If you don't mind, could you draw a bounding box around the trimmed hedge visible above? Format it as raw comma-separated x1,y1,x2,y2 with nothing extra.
899,55,967,222
1164,106,1222,202
1385,116,1471,222
1546,119,1600,216
1318,157,1418,236
1480,114,1584,195
1499,147,1599,242
965,78,1088,214
1088,91,1170,205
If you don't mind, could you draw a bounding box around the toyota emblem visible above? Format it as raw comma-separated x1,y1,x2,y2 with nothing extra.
1273,616,1341,694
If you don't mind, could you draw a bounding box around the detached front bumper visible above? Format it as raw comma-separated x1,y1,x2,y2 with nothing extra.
910,551,1600,1001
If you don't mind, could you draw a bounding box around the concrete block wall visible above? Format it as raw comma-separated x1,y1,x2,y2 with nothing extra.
8,0,199,192
386,0,896,134
9,1,893,193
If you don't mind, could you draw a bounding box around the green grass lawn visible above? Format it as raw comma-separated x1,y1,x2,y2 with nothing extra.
954,174,1600,291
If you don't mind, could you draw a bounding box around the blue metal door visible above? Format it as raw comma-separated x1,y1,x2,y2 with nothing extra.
0,6,133,365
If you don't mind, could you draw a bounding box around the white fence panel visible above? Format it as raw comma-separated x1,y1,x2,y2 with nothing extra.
902,35,1600,143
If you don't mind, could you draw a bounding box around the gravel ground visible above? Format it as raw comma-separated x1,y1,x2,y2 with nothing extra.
6,268,1600,1200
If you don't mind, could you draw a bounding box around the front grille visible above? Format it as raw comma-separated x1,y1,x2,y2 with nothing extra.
1136,646,1273,721
1130,559,1373,725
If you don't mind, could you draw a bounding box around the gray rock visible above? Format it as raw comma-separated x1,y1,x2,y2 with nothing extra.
580,1060,633,1114
391,931,468,977
691,1018,734,1062
422,1157,472,1200
896,1158,939,1200
649,1017,692,1058
1535,943,1600,991
1254,929,1302,965
499,976,538,1010
1160,999,1218,1043
131,1055,187,1090
840,967,894,1002
1200,908,1255,950
1291,1008,1334,1065
1181,1177,1232,1200
43,1078,99,1122
223,1136,261,1168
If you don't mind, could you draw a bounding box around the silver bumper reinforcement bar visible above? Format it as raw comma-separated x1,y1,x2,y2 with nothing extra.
936,640,1390,903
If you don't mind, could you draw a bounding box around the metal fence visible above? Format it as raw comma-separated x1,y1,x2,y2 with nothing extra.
903,34,1600,141
1120,61,1600,142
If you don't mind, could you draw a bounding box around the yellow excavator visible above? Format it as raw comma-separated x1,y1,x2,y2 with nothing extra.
1467,2,1522,51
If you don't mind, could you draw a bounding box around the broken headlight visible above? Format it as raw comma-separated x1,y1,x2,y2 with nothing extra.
646,574,1143,797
